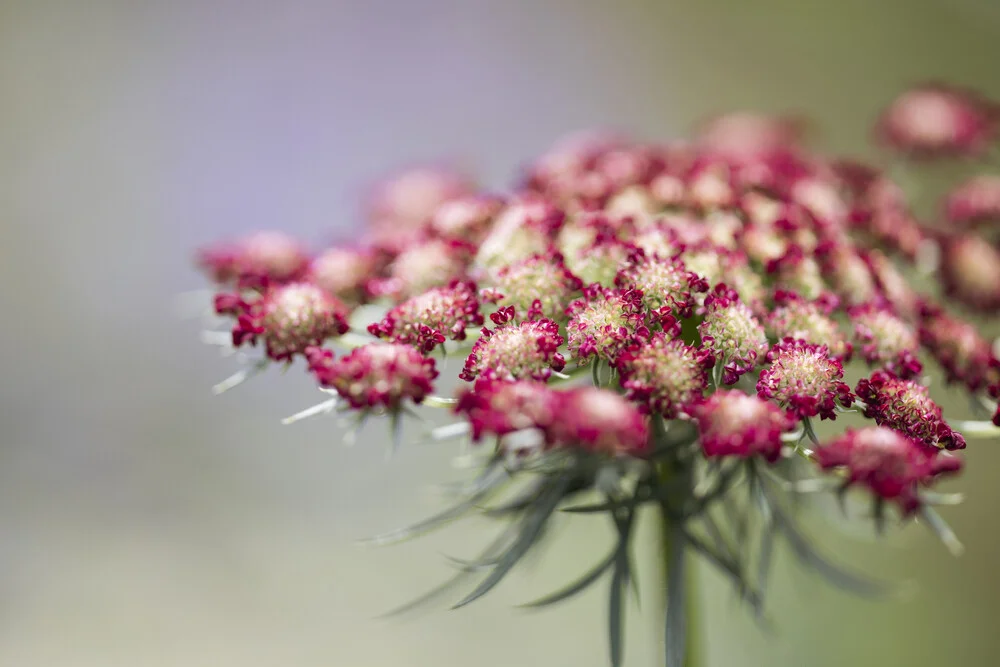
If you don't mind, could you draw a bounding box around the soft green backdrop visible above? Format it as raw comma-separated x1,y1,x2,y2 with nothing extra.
2,1,998,665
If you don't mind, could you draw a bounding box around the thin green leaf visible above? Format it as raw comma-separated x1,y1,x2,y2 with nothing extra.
378,525,516,618
608,557,626,667
358,464,505,547
480,479,546,517
519,551,617,608
756,515,776,609
684,530,763,614
451,475,570,609
767,493,891,597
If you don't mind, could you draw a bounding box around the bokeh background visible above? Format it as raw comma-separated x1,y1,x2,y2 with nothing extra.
3,1,1000,665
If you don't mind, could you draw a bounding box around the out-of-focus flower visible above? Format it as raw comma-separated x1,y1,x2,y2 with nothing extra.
939,234,1000,312
849,303,922,378
693,390,797,462
547,387,650,456
874,83,1000,157
309,246,377,304
366,165,474,249
945,174,1000,228
768,291,852,360
197,231,310,288
815,426,962,515
372,238,475,300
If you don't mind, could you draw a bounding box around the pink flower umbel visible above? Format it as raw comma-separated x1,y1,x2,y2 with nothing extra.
768,292,852,360
615,248,708,318
483,253,583,321
226,282,350,362
693,390,797,463
617,333,714,418
757,338,854,420
308,343,437,410
939,234,1000,312
815,427,963,515
698,285,769,384
547,387,649,456
875,83,1000,157
566,286,650,365
369,280,483,353
945,174,1000,228
459,307,565,382
192,95,1000,666
849,303,922,379
455,379,559,443
856,371,966,450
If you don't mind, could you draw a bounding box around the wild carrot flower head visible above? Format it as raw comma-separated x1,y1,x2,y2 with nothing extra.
308,343,438,410
938,234,1000,312
814,241,878,307
815,426,962,515
849,303,922,378
693,390,797,463
698,285,769,384
459,307,565,382
474,196,563,275
945,174,1000,228
483,253,583,321
617,332,714,418
547,387,650,456
919,305,1000,391
374,238,475,300
455,378,559,443
615,248,708,317
430,194,505,242
566,286,649,364
368,280,483,353
767,245,827,301
198,231,310,288
309,246,377,304
855,370,965,450
768,291,852,360
227,282,350,362
757,338,854,420
366,165,473,246
875,83,1000,157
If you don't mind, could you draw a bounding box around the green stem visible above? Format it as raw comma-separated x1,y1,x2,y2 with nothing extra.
658,461,702,667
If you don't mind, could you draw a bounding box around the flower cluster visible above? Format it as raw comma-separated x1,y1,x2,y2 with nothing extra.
193,84,1000,667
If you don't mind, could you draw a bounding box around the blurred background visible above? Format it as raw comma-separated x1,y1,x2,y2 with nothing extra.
3,0,1000,665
